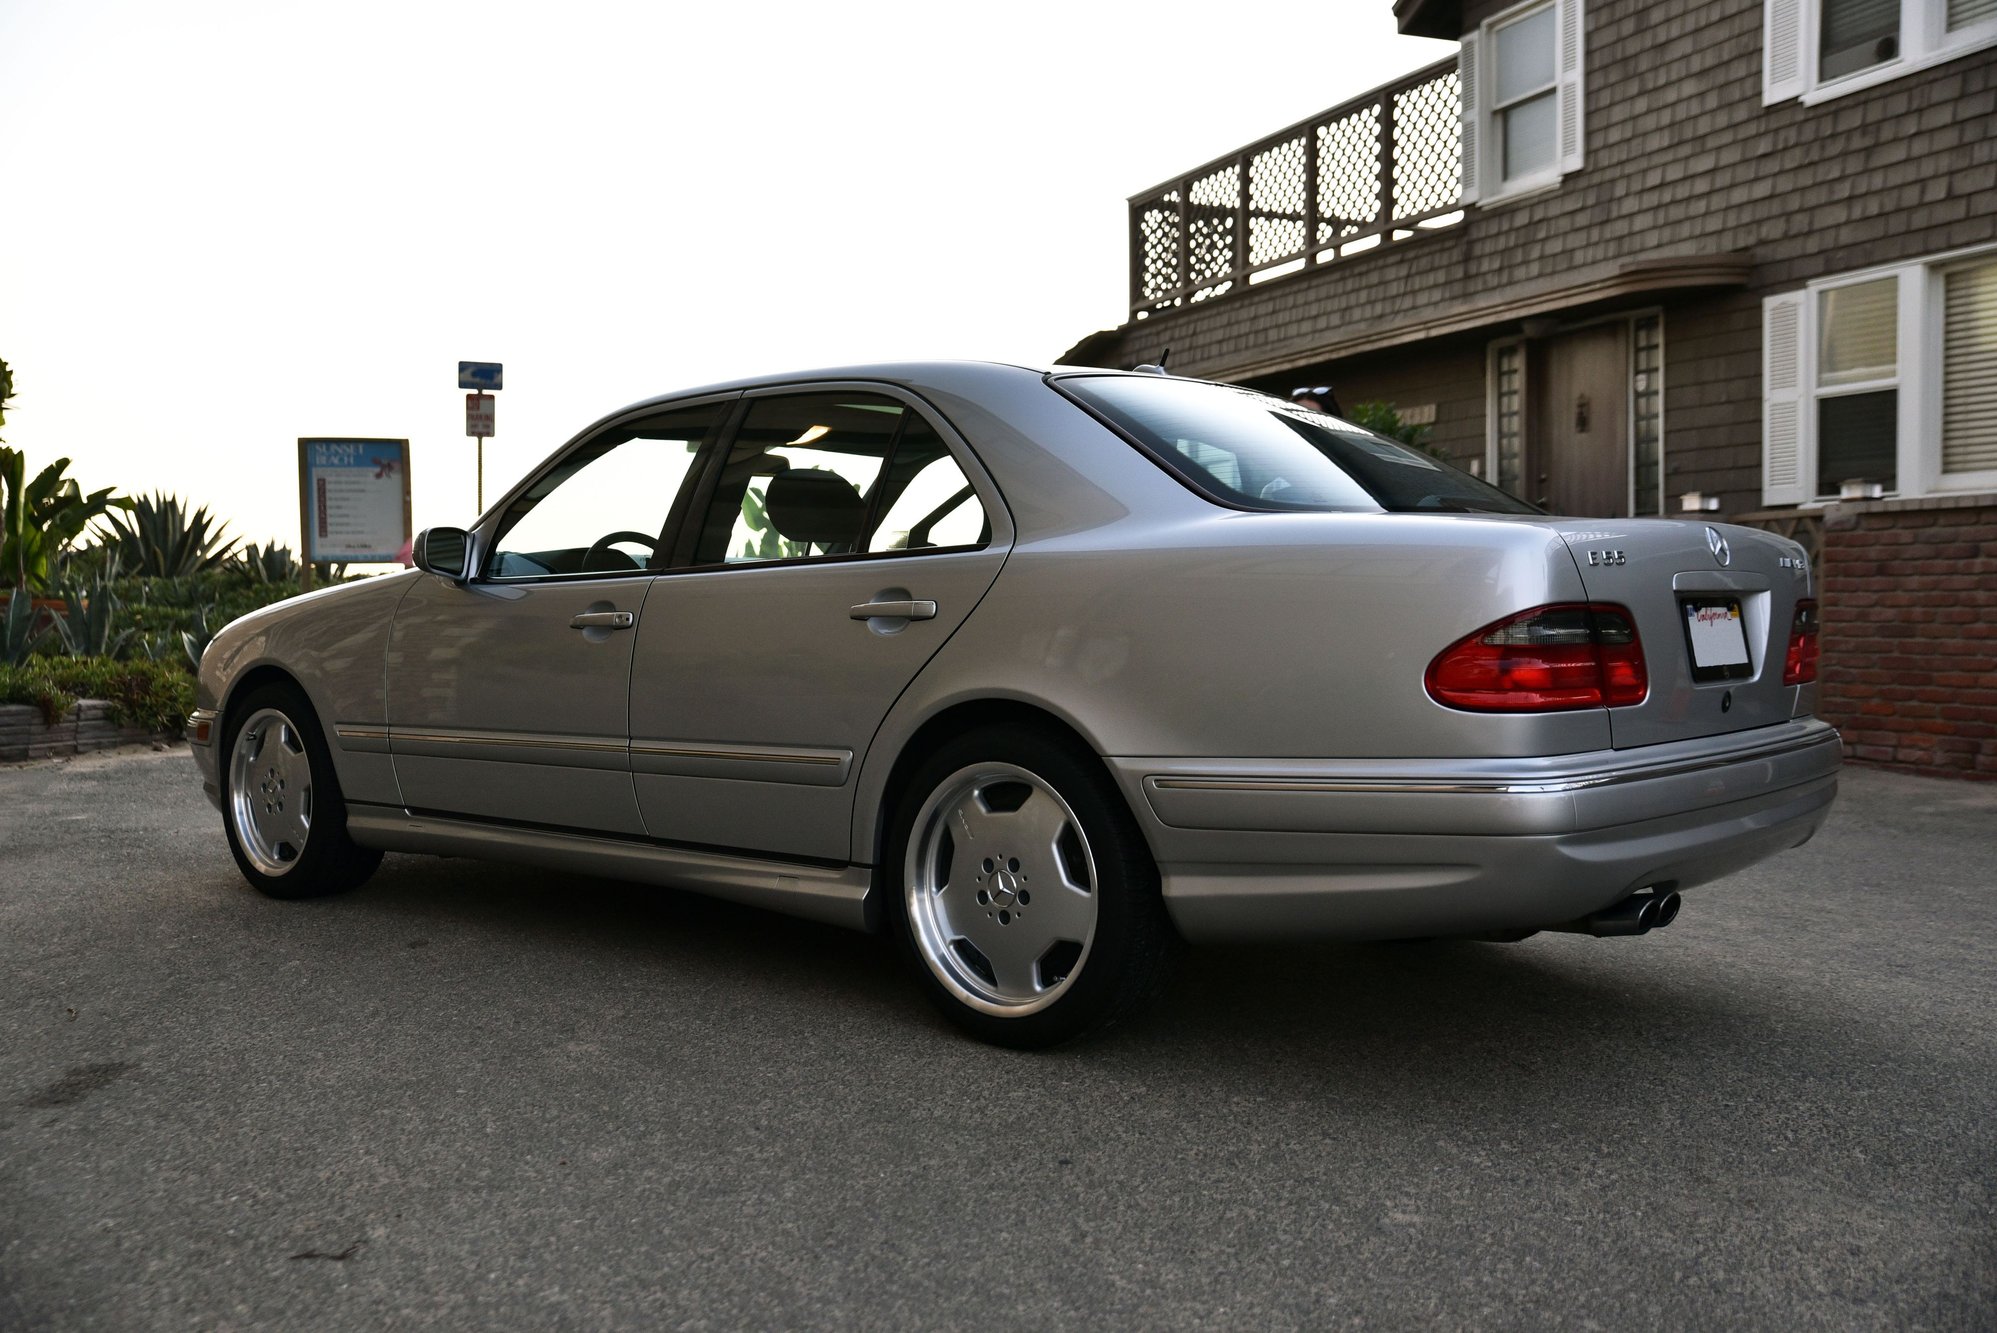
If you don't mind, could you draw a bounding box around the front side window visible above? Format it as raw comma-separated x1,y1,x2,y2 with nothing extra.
1059,375,1539,516
487,404,723,579
690,392,988,567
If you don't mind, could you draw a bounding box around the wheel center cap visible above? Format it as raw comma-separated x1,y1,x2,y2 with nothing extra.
989,869,1020,908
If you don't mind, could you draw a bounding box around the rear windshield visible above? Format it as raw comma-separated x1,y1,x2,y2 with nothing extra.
1057,374,1540,516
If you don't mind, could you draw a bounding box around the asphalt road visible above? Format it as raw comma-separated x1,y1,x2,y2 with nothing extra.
1,746,1992,1330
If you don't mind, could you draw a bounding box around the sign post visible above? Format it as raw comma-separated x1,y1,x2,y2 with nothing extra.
297,438,413,592
458,361,503,512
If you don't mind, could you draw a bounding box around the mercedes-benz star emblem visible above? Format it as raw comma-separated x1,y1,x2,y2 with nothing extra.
1705,525,1731,568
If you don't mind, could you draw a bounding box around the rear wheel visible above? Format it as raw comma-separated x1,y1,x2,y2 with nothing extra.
221,682,381,899
888,726,1177,1048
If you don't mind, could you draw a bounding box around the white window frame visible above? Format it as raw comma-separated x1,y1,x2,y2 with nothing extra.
1764,0,1997,105
1459,0,1585,206
1761,242,1997,505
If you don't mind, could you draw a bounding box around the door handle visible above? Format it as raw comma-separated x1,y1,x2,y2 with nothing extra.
570,611,635,630
849,599,937,621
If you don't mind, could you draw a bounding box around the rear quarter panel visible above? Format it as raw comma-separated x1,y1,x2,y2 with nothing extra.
853,509,1608,858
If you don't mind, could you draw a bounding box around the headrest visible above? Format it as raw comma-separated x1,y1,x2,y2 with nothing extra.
764,468,868,546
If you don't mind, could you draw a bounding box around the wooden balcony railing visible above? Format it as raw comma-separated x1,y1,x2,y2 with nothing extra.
1129,55,1465,319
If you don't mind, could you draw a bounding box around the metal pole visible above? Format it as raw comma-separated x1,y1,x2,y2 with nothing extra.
477,435,484,513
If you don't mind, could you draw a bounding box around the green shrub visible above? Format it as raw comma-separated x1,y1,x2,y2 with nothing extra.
0,656,194,732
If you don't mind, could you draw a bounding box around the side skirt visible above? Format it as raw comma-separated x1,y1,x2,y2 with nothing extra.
344,804,877,932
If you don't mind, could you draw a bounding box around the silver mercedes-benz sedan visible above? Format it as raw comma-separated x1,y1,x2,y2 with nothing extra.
189,362,1838,1046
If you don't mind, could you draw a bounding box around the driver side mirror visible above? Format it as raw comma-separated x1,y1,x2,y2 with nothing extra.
413,527,476,582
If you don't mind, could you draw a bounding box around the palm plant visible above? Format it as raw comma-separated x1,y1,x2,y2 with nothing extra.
0,358,134,591
94,492,240,578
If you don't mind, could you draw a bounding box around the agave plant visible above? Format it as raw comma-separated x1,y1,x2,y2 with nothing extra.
46,582,133,660
231,540,301,585
1,590,50,666
95,492,240,578
180,602,219,669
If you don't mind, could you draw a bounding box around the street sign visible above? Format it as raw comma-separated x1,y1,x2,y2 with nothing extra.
458,361,503,391
297,439,412,578
466,392,495,437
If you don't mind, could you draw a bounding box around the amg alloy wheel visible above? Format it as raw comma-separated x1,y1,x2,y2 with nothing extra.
221,683,381,900
891,726,1176,1047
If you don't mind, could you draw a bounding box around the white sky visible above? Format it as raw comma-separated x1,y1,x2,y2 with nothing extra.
0,1,1451,552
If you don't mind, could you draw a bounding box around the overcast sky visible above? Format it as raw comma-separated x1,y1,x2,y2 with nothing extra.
0,1,1451,551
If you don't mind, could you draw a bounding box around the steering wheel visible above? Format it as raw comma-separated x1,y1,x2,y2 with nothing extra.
581,530,659,571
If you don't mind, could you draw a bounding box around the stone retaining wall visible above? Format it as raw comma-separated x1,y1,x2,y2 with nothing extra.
0,701,169,762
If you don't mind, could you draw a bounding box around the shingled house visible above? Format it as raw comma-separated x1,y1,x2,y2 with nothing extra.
1062,0,1997,778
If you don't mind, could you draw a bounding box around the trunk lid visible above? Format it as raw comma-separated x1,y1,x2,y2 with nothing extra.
1543,518,1814,749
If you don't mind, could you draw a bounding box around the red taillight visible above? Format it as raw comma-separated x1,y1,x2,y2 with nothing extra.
1425,603,1649,712
1783,598,1820,685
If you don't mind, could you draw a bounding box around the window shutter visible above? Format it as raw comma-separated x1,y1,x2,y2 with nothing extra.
1557,0,1585,172
1942,260,1997,476
1763,292,1812,505
1763,0,1808,104
1459,33,1481,204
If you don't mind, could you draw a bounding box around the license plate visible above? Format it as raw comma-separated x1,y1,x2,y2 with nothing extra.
1682,598,1752,682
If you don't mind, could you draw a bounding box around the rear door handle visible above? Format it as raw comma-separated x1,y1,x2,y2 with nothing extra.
849,599,937,621
570,611,636,630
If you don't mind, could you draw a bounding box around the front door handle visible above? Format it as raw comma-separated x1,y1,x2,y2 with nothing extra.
849,599,937,621
570,611,636,630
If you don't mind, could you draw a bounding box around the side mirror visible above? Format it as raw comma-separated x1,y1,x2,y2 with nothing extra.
412,527,475,582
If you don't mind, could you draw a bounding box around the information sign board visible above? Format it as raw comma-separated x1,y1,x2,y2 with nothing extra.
297,438,412,569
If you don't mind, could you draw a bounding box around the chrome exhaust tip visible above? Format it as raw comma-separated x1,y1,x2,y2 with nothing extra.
1550,890,1676,938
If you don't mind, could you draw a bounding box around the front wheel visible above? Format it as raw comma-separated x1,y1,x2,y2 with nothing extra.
889,726,1177,1048
221,682,382,900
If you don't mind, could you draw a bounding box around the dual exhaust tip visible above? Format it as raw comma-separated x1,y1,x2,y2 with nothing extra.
1553,889,1683,938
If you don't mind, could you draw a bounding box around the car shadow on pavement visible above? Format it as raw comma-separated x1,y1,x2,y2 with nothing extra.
299,851,1855,1101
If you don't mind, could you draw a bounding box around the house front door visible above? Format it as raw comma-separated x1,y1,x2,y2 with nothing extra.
1532,323,1630,517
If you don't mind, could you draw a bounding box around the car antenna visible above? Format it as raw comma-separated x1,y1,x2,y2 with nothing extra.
1133,348,1172,376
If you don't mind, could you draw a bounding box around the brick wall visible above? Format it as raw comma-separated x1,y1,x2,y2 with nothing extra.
1819,495,1997,780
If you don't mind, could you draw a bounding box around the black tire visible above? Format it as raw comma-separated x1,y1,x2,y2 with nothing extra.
886,724,1179,1048
219,681,382,900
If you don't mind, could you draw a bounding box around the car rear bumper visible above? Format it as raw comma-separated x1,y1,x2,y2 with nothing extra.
1107,718,1841,942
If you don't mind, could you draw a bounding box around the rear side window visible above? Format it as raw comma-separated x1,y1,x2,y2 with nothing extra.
1058,374,1540,515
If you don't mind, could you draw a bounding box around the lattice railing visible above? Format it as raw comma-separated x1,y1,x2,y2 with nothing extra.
1130,56,1464,319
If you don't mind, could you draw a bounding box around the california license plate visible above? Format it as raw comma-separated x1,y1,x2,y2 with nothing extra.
1682,598,1752,682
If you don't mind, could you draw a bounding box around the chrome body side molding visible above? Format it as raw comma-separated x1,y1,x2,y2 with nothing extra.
344,805,875,931
333,723,391,754
629,738,852,787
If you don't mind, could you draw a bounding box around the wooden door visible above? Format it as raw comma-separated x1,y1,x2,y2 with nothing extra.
1530,323,1630,517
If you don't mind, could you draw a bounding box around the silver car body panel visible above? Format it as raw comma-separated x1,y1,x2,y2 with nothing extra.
191,361,1838,944
385,573,650,836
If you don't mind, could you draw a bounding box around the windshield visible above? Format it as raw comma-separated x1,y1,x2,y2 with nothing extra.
1057,374,1541,516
